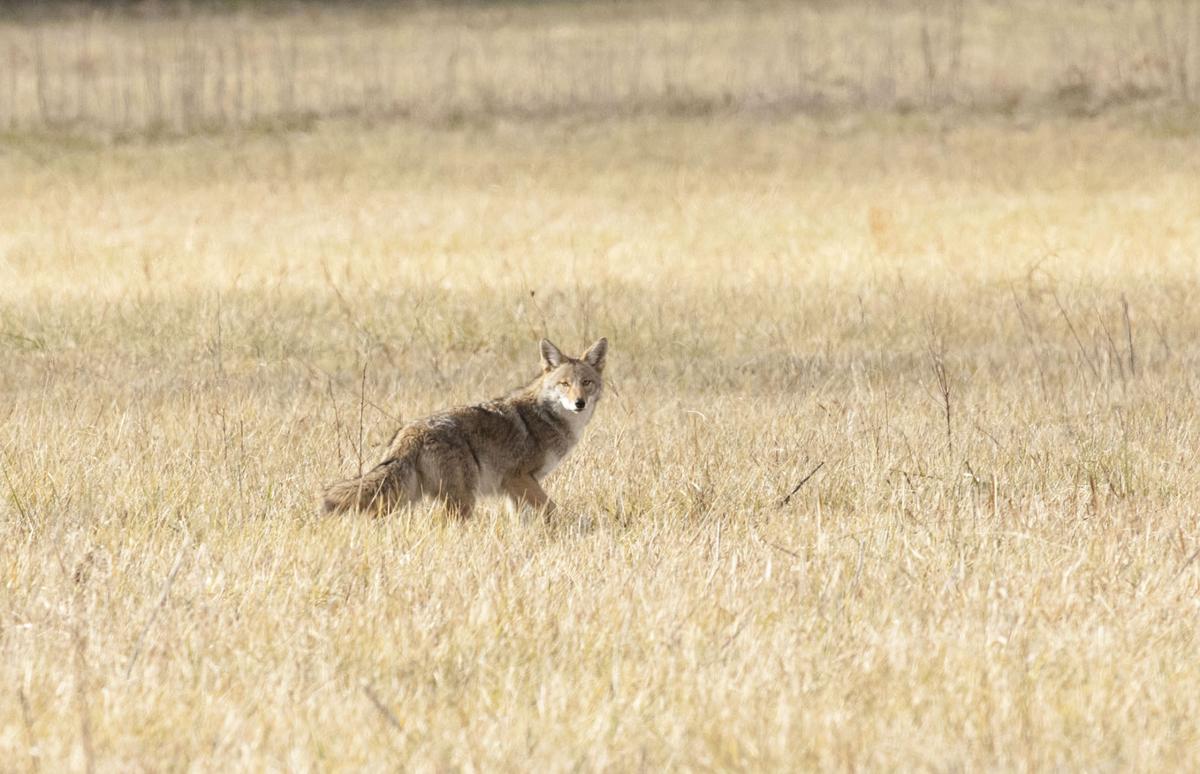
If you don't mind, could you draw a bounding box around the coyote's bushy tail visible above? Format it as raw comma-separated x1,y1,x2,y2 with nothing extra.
322,457,415,514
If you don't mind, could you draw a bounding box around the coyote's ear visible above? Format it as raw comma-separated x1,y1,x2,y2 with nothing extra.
540,339,564,372
582,337,608,373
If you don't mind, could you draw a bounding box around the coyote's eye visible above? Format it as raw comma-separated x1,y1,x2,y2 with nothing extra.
583,380,594,387
558,380,569,387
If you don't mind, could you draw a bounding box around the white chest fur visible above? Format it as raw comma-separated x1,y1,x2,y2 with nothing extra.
536,400,595,480
536,449,567,480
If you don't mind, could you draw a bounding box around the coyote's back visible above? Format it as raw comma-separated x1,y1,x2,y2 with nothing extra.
321,337,607,517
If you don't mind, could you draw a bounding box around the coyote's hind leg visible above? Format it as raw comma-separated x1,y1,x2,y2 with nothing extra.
440,492,475,519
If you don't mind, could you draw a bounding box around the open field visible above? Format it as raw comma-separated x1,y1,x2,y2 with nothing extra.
3,112,1200,770
4,2,1200,771
1,0,1199,135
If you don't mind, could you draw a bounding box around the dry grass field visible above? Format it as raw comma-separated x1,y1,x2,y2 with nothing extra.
1,0,1200,134
3,2,1200,772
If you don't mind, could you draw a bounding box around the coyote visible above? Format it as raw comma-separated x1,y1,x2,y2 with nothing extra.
322,337,607,517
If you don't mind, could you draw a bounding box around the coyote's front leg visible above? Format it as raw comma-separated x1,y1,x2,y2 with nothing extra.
503,474,556,518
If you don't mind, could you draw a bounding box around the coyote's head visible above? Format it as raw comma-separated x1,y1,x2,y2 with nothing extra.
538,338,607,414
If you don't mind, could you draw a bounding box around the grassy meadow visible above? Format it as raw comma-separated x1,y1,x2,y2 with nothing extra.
3,1,1200,771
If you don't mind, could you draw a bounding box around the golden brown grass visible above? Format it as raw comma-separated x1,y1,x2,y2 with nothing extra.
1,0,1199,135
2,110,1199,770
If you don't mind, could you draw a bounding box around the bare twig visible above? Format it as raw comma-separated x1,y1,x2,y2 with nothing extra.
57,553,95,774
0,446,32,530
18,687,38,774
1095,303,1126,382
919,4,937,103
356,362,369,506
1121,294,1136,376
327,376,345,461
72,624,93,772
1053,291,1100,380
319,259,392,362
780,461,825,507
1171,546,1200,584
766,540,801,559
357,362,368,478
125,537,190,680
1012,285,1050,397
291,355,404,438
362,683,404,734
926,326,953,453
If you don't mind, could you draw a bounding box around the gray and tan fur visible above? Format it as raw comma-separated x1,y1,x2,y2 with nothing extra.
322,337,607,517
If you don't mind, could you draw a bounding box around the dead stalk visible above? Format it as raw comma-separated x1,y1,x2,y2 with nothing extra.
927,328,953,454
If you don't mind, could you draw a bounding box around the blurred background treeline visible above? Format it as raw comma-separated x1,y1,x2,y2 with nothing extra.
0,0,1197,137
